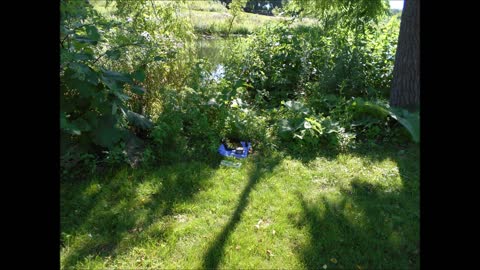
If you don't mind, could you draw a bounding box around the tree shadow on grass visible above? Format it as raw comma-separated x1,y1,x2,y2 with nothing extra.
202,154,282,269
61,161,216,269
296,144,420,269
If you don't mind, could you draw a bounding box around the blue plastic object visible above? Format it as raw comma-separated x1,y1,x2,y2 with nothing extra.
218,141,251,158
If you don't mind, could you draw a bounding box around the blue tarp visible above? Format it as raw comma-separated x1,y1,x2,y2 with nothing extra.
218,141,251,158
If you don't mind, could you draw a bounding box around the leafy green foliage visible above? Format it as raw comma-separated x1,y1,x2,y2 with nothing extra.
60,0,412,178
61,0,196,176
388,108,420,143
341,98,419,143
215,13,407,150
276,100,355,152
224,15,399,107
286,0,389,31
227,0,249,35
61,4,419,268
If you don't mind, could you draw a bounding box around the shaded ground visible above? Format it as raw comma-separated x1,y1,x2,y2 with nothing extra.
61,143,419,269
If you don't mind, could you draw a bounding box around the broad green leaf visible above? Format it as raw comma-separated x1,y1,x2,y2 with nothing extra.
83,111,99,128
132,68,146,82
119,105,128,117
72,118,91,132
85,25,100,42
84,70,99,85
112,102,117,115
126,110,153,130
131,85,145,95
113,91,130,101
284,100,310,114
306,117,324,134
102,77,122,92
293,133,304,139
102,70,133,83
68,78,95,97
61,116,81,135
73,53,94,61
389,108,420,143
363,101,390,117
68,62,92,79
278,119,293,133
74,36,97,44
91,115,123,148
69,127,82,136
106,49,121,60
60,113,68,130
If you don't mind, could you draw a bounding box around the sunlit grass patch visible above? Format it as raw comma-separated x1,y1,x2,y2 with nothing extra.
61,144,419,269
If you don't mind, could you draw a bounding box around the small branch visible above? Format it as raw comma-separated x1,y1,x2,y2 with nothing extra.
60,35,69,48
149,0,161,22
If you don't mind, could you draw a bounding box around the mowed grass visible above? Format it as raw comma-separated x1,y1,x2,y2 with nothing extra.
184,9,318,36
61,144,419,269
184,9,281,36
92,1,317,36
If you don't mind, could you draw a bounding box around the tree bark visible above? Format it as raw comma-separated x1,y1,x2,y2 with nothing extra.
389,0,420,111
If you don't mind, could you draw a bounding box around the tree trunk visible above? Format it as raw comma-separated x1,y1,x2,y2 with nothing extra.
389,0,420,111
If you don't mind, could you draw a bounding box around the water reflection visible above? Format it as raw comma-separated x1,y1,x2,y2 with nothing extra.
211,64,225,82
195,36,247,83
196,36,229,67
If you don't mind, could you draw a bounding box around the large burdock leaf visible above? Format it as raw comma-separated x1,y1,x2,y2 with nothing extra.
102,70,133,84
283,100,310,114
278,119,293,133
72,118,91,132
85,25,100,42
91,115,123,147
131,85,145,95
357,100,420,143
126,110,153,130
106,49,121,60
68,78,96,97
132,68,146,82
61,113,81,135
389,107,420,143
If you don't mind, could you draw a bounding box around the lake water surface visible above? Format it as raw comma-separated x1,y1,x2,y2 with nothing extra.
195,36,247,82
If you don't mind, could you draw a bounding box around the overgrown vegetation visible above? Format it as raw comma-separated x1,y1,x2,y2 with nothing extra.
61,0,419,269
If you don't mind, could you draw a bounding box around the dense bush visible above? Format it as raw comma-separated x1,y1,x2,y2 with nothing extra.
148,73,272,163
218,13,407,149
224,15,400,105
274,100,356,153
60,0,196,176
60,0,413,180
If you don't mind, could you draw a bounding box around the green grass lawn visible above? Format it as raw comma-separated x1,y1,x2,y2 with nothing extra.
184,9,281,36
92,1,317,37
184,9,318,36
61,143,419,269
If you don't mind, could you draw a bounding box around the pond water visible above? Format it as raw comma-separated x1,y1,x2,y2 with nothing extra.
195,36,247,82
